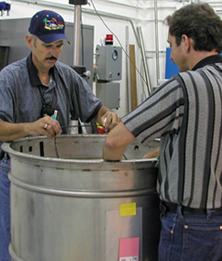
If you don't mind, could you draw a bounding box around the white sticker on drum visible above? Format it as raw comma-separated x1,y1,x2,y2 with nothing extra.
120,257,138,261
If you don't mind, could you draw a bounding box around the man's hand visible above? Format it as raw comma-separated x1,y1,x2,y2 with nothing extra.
25,116,61,140
100,111,121,132
142,147,160,159
0,117,61,142
96,105,121,132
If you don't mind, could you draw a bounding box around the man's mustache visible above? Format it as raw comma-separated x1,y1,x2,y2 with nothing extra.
45,56,57,61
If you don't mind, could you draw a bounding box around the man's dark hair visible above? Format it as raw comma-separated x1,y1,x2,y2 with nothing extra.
166,3,222,53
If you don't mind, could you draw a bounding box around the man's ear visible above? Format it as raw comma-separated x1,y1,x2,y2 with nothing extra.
181,34,191,52
25,34,33,49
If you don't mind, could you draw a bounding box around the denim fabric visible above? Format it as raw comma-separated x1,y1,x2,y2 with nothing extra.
158,206,222,261
0,156,11,261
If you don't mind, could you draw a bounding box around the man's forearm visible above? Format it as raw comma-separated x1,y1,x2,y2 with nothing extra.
0,120,29,141
103,143,126,161
102,122,135,161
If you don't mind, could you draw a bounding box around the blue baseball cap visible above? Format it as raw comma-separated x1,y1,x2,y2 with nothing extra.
29,10,71,44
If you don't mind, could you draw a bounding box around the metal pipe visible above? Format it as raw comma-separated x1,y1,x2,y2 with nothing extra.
154,0,160,85
137,26,152,96
73,5,81,65
126,25,131,113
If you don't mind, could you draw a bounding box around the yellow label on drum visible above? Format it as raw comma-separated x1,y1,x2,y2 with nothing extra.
120,203,136,216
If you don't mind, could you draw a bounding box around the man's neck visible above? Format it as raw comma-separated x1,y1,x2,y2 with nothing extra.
31,56,51,85
38,72,51,86
189,50,219,70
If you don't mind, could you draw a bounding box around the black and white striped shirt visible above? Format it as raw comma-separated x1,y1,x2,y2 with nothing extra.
122,55,222,209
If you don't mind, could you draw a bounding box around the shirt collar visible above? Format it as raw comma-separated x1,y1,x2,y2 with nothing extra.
27,52,57,86
192,54,222,71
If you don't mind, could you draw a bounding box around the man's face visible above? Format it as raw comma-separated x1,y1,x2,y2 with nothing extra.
31,36,64,71
167,32,188,72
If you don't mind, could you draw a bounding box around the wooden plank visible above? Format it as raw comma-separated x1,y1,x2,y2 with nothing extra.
129,44,137,111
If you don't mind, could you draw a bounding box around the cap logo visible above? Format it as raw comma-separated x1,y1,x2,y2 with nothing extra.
43,16,64,31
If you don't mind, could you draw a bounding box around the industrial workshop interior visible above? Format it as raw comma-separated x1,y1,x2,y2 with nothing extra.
1,0,222,260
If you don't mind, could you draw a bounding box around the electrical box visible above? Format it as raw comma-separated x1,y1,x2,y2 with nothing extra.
96,45,122,81
96,82,120,109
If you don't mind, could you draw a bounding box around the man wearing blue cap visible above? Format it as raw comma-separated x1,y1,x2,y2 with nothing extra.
0,10,120,260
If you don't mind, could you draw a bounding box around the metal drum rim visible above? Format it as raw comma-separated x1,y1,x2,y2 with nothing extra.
1,135,158,169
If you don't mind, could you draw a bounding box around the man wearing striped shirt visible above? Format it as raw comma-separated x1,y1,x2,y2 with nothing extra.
103,3,222,260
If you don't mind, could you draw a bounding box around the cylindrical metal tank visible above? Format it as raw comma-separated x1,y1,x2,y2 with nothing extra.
2,134,160,261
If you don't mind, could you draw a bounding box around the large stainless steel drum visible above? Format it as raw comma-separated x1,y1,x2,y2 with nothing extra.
2,134,160,261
